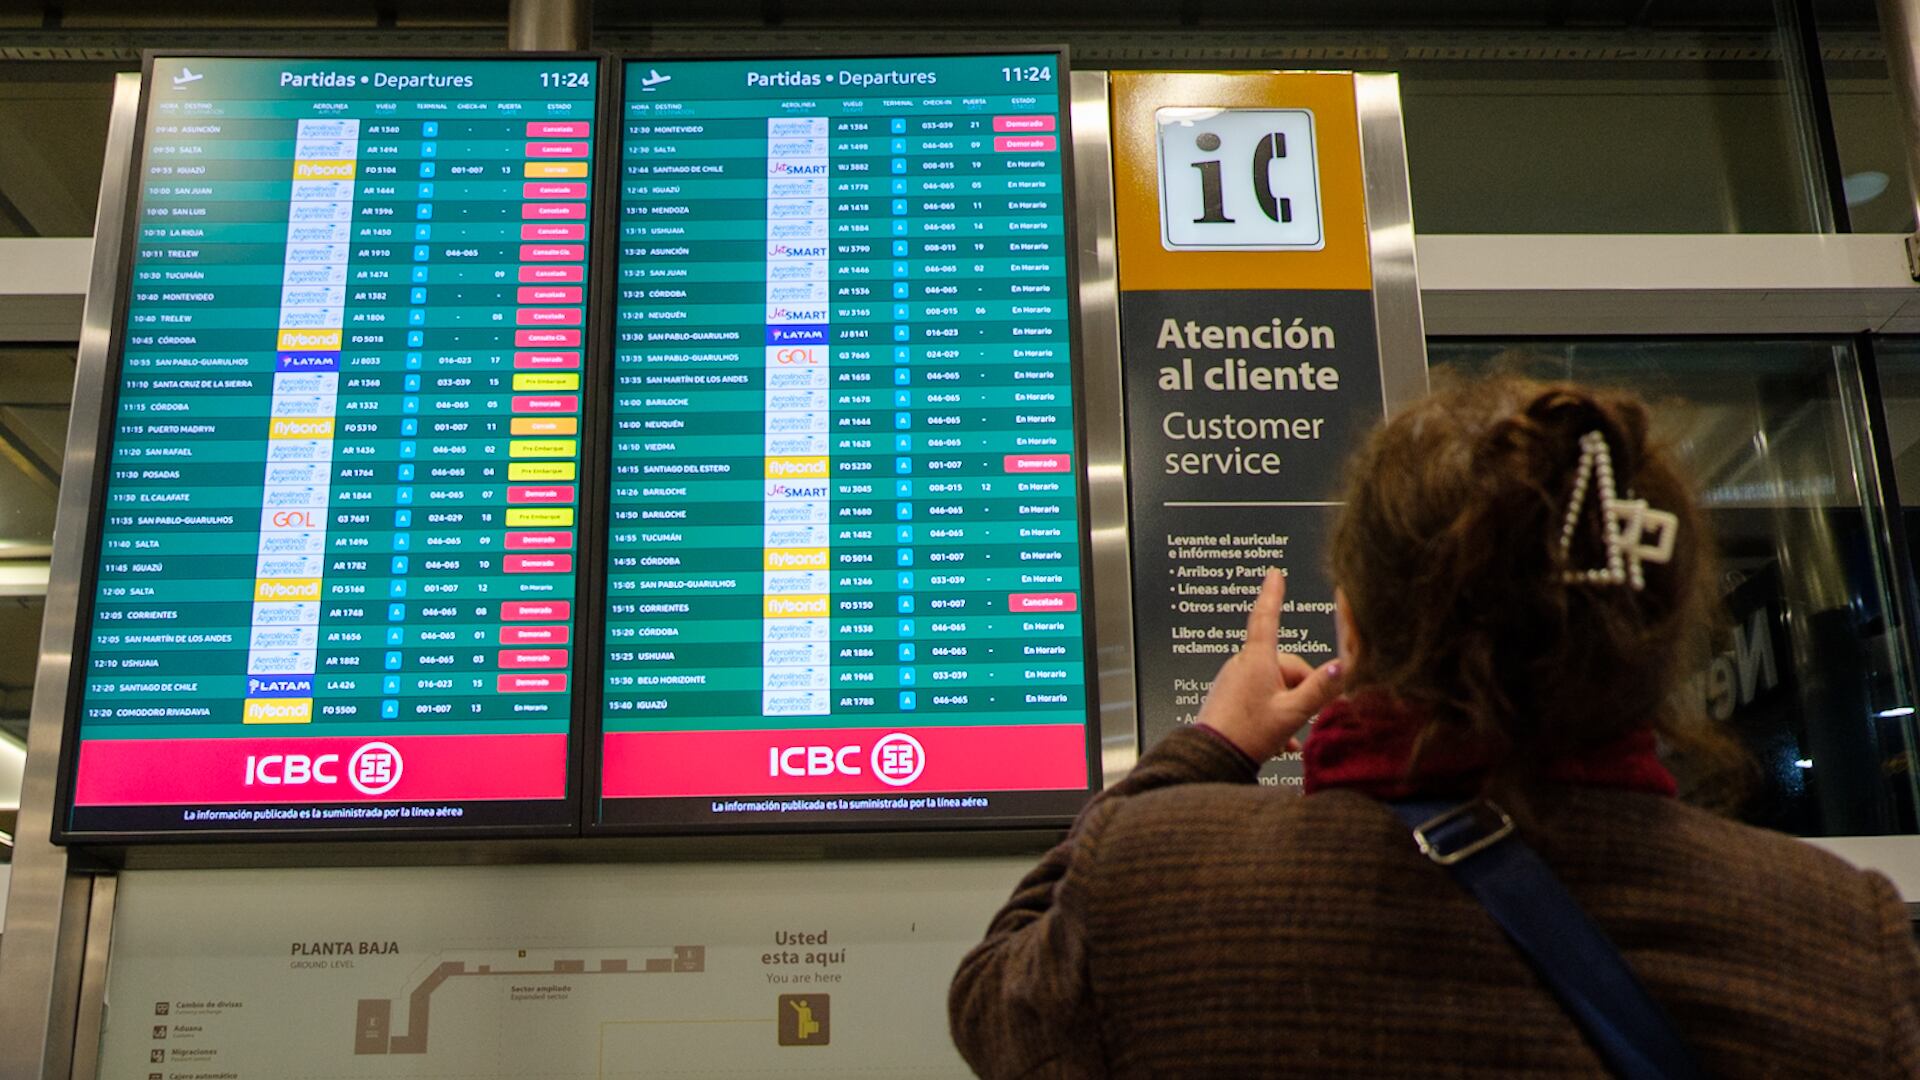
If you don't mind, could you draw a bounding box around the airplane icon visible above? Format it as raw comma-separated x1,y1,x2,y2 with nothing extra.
171,67,204,89
639,69,671,91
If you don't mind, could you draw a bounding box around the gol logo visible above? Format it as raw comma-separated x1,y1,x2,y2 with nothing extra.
774,347,819,365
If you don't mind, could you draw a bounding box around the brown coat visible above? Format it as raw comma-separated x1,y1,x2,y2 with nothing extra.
950,727,1920,1078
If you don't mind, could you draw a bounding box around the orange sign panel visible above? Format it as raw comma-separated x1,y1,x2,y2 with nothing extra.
1111,71,1372,292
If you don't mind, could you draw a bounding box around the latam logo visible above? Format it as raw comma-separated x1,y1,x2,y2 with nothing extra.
247,675,313,697
768,732,925,787
243,741,403,795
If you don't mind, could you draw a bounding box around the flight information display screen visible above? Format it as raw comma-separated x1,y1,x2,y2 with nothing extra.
597,52,1095,829
62,55,602,836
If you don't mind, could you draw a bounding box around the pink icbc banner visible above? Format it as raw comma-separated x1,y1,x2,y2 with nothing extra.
71,733,568,806
600,724,1087,798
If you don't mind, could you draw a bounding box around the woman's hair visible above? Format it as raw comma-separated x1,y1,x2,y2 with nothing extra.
1330,371,1741,802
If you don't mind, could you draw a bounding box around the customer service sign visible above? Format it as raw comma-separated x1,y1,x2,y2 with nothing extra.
1112,72,1397,785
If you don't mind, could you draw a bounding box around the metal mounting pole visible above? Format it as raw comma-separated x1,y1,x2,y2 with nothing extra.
507,0,591,51
1875,0,1920,277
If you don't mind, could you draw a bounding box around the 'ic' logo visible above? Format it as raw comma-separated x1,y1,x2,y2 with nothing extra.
1155,107,1323,252
348,741,403,796
870,733,925,787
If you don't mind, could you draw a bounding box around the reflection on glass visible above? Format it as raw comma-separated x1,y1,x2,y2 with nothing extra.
0,63,121,237
1815,0,1916,233
1399,48,1819,234
1433,340,1918,837
619,2,1824,233
0,344,67,841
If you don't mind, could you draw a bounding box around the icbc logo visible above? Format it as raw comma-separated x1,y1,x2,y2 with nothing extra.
243,741,403,796
348,741,403,795
870,733,925,787
766,733,926,787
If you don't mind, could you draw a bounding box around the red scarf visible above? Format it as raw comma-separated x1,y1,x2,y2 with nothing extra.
1300,693,1676,799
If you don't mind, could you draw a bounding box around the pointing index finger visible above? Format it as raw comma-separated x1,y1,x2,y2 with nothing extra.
1244,568,1285,652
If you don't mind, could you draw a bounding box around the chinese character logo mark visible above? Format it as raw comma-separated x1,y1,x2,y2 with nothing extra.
348,741,403,796
870,733,925,787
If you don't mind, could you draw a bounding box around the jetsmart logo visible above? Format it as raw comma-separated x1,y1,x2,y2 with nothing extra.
767,482,829,499
769,244,828,258
769,162,828,175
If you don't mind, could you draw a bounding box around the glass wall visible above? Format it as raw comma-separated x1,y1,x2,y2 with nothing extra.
0,62,121,237
0,345,65,864
613,1,1831,233
1434,339,1920,837
1816,0,1917,232
0,1,1844,236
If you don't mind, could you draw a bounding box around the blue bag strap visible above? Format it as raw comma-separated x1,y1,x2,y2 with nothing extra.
1391,800,1703,1080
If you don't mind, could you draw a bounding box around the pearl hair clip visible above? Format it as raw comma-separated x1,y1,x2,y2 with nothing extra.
1556,430,1679,591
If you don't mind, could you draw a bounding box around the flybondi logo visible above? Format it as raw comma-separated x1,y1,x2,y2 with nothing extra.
765,548,828,570
242,740,403,795
765,457,828,479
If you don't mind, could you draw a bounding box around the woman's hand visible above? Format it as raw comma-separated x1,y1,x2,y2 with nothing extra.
1195,569,1344,763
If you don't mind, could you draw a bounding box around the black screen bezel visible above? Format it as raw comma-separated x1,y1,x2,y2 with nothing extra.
51,49,617,844
586,46,1103,836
